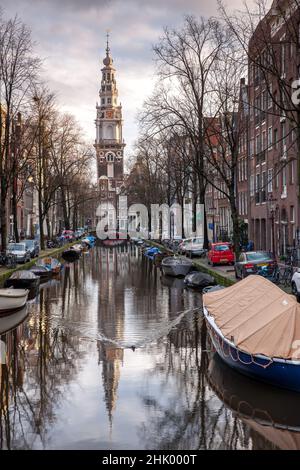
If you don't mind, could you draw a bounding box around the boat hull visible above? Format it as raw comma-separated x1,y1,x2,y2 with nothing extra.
0,306,28,334
5,278,40,290
0,291,29,316
162,264,191,277
204,307,300,392
62,250,80,262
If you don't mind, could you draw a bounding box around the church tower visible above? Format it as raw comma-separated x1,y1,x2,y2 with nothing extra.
95,35,125,207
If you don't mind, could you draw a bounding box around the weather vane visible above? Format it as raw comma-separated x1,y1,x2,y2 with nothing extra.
106,29,111,53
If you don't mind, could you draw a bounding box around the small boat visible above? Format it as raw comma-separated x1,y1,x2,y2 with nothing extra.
0,305,28,334
161,256,193,277
184,271,216,289
144,246,161,260
62,248,80,262
5,270,40,290
36,257,62,274
203,275,300,392
0,289,29,315
207,354,300,450
29,265,52,281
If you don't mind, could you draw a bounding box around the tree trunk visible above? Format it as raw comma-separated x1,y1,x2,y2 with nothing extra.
38,189,45,250
12,188,20,243
0,188,7,252
230,194,241,260
61,189,70,230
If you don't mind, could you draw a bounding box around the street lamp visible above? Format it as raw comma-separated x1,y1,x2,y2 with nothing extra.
268,194,277,257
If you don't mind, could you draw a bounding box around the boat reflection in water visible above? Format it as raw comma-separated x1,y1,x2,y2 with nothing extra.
207,353,300,450
0,305,28,335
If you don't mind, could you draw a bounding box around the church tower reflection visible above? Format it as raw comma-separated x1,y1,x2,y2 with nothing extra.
97,247,127,429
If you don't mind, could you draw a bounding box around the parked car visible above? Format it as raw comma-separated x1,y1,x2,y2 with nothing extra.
234,251,276,279
62,230,75,241
208,242,234,266
24,239,40,258
7,243,31,264
179,237,205,257
291,269,300,302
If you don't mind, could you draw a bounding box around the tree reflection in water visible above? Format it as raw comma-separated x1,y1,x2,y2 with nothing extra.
139,312,253,450
0,262,90,450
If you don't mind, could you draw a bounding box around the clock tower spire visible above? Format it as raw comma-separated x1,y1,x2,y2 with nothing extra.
94,35,125,209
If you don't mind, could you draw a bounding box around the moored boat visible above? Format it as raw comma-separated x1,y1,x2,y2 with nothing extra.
29,265,52,281
5,270,40,290
184,271,215,289
0,289,29,315
162,256,193,277
36,257,62,274
144,246,161,260
62,247,81,262
203,275,300,392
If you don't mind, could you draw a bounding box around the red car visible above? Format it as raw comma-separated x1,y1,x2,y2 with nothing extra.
208,242,234,266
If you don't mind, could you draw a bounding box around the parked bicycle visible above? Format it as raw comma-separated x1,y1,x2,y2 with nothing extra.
0,251,17,269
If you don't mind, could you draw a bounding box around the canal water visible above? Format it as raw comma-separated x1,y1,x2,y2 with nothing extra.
0,245,299,450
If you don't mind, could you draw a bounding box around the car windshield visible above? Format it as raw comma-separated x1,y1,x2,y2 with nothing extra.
192,238,203,244
214,245,230,251
246,251,271,261
9,244,25,251
25,240,34,247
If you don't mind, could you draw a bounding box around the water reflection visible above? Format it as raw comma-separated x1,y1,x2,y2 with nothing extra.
0,245,299,449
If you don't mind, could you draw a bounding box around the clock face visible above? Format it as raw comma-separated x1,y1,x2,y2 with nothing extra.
106,110,113,119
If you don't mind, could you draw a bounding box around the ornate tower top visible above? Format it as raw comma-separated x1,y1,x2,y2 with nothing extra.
103,31,113,68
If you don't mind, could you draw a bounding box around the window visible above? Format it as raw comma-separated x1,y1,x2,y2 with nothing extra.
274,129,278,149
281,40,285,76
290,160,295,184
256,134,261,154
256,174,260,203
106,153,114,162
262,131,266,152
250,175,255,196
291,206,295,223
268,127,272,150
107,98,111,104
249,138,254,158
101,98,105,104
268,84,273,109
282,166,287,196
261,172,266,202
267,168,273,193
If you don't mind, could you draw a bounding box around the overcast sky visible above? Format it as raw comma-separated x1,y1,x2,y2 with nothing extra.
1,0,244,156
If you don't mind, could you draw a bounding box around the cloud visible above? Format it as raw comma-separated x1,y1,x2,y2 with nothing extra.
0,0,245,156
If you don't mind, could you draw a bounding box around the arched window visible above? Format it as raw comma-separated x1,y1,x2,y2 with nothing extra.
106,153,114,162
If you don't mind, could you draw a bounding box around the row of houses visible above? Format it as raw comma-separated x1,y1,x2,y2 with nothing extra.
206,0,300,257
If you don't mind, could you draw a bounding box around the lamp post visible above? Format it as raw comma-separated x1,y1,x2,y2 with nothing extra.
268,194,277,257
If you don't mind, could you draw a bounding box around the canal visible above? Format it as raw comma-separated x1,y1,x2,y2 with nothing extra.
0,245,298,450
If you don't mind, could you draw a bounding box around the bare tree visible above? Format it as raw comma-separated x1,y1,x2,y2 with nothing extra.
140,16,226,247
0,12,41,250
